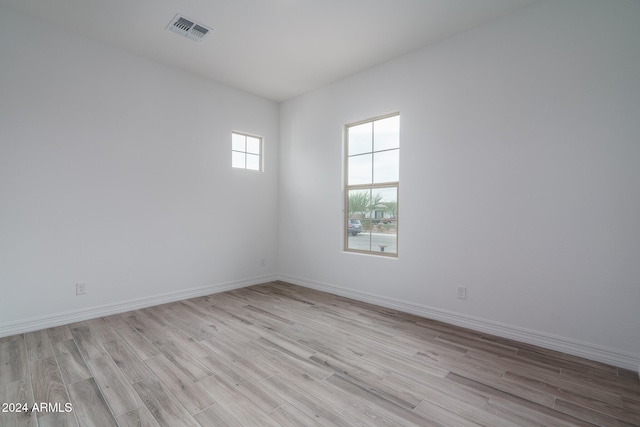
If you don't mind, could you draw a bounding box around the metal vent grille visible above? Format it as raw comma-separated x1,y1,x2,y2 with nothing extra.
167,14,211,42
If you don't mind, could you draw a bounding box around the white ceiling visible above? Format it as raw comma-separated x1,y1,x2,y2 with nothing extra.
0,0,539,102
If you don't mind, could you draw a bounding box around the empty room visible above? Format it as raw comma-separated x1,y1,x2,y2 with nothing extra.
1,0,639,426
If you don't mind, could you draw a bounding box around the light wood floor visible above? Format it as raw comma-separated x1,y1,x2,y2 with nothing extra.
1,281,638,426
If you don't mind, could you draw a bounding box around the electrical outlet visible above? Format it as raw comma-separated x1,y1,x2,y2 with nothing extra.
76,282,87,295
457,286,466,299
260,258,266,267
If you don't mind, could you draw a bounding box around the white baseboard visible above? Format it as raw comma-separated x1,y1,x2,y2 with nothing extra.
279,274,640,373
0,274,278,338
3,273,637,376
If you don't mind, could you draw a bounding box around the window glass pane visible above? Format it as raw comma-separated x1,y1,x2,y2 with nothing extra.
232,133,246,152
373,149,399,183
376,187,398,219
232,151,245,169
348,122,372,156
347,189,370,220
347,222,371,251
246,136,261,154
246,153,261,171
347,189,371,251
372,187,397,254
373,115,400,152
348,153,372,185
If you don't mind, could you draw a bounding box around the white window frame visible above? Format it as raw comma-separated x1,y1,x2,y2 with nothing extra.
344,112,399,257
232,131,263,171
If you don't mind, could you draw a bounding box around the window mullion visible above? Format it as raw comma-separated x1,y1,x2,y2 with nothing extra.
244,136,248,169
370,132,375,184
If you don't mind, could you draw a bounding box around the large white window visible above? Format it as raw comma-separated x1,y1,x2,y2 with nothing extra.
345,113,399,256
232,132,262,171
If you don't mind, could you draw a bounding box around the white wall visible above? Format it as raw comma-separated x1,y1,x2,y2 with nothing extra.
0,8,279,331
278,0,640,369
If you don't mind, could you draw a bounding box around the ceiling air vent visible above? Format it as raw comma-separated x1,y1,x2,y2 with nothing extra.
166,14,211,42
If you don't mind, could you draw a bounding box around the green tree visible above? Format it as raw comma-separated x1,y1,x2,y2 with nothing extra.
368,192,385,213
348,191,369,218
348,191,388,219
384,201,397,217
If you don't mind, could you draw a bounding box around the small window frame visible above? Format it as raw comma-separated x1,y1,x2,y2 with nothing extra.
232,131,263,171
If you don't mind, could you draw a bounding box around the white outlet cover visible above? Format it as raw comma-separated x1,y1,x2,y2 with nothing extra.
76,282,87,295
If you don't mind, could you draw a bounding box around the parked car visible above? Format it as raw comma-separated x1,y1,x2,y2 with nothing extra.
347,219,362,236
372,218,393,225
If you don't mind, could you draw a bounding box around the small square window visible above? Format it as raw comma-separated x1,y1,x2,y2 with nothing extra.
232,132,262,171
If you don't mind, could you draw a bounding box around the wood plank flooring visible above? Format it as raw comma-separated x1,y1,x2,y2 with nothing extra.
1,281,638,426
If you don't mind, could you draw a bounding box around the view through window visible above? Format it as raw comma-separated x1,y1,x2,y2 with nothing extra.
345,113,399,256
